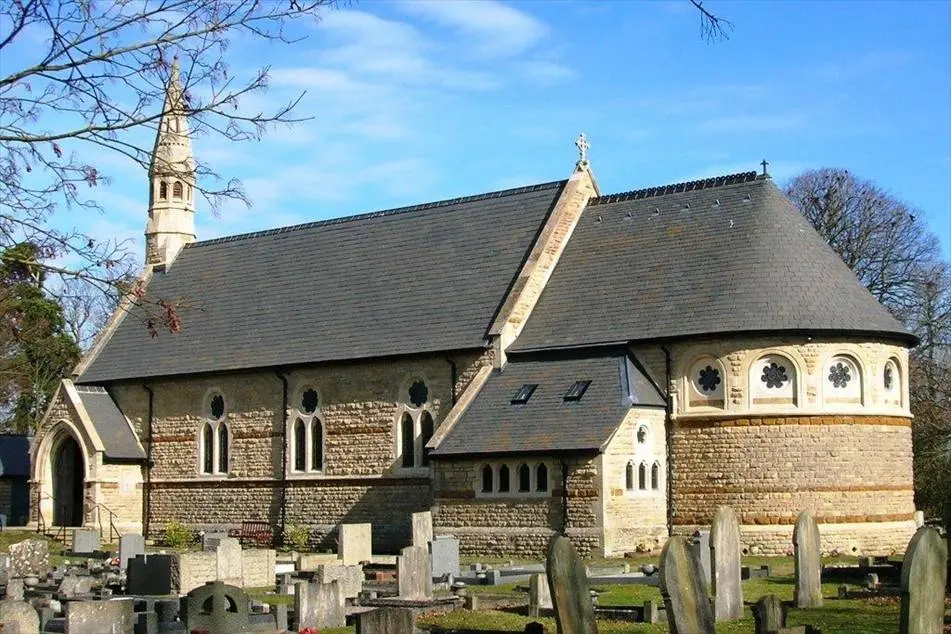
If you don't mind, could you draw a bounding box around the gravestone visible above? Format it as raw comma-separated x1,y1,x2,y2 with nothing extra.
690,529,712,589
899,526,948,634
316,563,363,600
411,511,433,548
295,580,345,630
72,529,100,554
545,535,596,634
397,546,433,600
58,574,95,599
0,600,40,634
659,536,715,634
356,606,417,634
5,577,24,601
215,538,243,586
945,500,951,593
119,534,145,572
430,535,460,579
201,532,229,552
126,554,174,596
8,539,51,578
793,510,822,608
710,506,743,621
184,582,250,634
753,595,785,634
528,573,552,618
65,598,135,634
241,548,276,588
339,523,372,565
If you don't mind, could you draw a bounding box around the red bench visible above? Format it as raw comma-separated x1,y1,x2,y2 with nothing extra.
228,520,273,547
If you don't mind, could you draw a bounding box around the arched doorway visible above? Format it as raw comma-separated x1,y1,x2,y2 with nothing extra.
52,435,85,526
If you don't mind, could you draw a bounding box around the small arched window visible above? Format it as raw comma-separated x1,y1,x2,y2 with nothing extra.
536,464,548,492
311,419,323,471
293,419,306,472
651,462,660,490
173,181,183,198
481,464,493,493
400,413,414,468
750,354,798,407
159,181,168,200
420,412,434,467
638,462,647,490
824,355,863,406
883,358,901,406
687,357,726,409
202,423,214,474
625,461,634,491
518,464,531,492
498,465,510,493
217,425,229,474
187,184,193,200
637,425,648,445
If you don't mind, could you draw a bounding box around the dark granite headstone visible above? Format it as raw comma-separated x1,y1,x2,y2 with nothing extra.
183,582,249,634
127,555,174,596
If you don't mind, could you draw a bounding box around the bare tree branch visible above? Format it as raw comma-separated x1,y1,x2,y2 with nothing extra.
689,0,734,42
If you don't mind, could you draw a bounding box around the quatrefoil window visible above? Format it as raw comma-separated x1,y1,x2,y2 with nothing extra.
697,366,721,392
408,380,429,408
301,388,319,414
761,363,788,389
209,394,225,419
828,362,851,388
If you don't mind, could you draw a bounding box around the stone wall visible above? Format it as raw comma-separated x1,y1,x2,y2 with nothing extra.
110,351,487,544
432,456,602,557
671,414,914,527
600,408,668,556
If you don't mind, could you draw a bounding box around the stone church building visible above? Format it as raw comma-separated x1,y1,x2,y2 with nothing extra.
30,68,918,557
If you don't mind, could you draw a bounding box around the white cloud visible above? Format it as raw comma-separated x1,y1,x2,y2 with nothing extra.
401,0,547,59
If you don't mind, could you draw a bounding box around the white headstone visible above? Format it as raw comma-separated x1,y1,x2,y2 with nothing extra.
216,537,243,586
339,523,372,565
119,534,145,572
411,511,433,548
710,506,743,621
295,580,345,630
397,546,432,600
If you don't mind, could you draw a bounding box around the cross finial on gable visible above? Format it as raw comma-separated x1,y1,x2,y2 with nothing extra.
575,133,590,166
760,159,769,177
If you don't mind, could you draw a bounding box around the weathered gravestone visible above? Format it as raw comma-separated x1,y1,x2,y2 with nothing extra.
793,510,822,608
118,534,145,572
316,563,363,600
58,575,95,600
184,582,250,634
65,598,135,634
356,606,418,634
545,535,597,634
411,511,434,548
659,536,715,634
690,529,712,590
0,600,40,634
8,539,51,578
528,573,552,618
201,532,229,552
899,526,948,634
397,546,433,600
945,500,951,593
752,594,785,634
430,535,460,579
126,554,174,596
215,538,243,586
710,506,743,621
339,523,372,565
71,529,100,555
5,577,24,601
295,580,345,630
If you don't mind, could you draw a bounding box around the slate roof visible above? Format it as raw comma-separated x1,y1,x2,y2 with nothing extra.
0,435,30,478
78,182,566,383
431,353,666,457
513,173,914,351
73,386,146,460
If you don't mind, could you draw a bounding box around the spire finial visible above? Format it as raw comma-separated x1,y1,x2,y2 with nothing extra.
760,159,769,177
575,132,589,166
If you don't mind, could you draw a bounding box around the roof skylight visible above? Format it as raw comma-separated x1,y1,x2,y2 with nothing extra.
511,384,538,405
564,380,591,402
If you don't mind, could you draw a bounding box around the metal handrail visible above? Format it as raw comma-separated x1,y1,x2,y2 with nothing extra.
35,493,69,544
91,502,122,544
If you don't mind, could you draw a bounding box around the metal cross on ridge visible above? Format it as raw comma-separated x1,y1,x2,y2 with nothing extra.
760,159,769,176
575,133,589,164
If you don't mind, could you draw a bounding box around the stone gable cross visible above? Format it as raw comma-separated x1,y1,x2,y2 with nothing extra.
575,133,589,164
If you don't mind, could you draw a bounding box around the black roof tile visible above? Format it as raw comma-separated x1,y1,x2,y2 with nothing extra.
512,176,913,351
78,182,566,382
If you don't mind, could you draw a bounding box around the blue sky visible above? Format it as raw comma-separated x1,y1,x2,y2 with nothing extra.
16,0,951,264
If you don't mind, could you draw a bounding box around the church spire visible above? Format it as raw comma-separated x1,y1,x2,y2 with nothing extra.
146,58,196,267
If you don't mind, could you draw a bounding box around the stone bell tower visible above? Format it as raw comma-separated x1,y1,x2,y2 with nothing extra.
146,59,196,266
